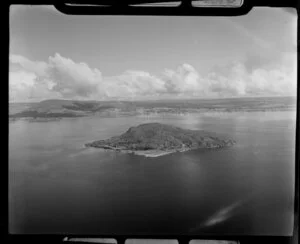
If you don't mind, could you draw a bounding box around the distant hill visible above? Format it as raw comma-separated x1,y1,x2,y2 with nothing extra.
9,96,296,119
86,123,236,157
9,103,36,115
9,99,137,118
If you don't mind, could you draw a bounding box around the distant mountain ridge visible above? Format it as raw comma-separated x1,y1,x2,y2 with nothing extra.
9,99,136,118
9,97,297,119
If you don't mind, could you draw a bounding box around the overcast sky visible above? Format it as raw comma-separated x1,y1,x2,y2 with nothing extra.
9,5,297,102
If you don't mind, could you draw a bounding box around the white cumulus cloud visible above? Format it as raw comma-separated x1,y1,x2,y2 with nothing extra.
9,52,297,102
9,70,61,102
47,53,103,98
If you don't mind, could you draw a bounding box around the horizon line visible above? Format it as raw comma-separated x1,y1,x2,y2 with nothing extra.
9,95,297,104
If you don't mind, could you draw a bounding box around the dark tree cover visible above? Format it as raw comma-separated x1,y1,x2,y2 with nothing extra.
86,123,235,151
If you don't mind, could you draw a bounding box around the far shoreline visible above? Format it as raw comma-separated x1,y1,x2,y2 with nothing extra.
9,107,296,122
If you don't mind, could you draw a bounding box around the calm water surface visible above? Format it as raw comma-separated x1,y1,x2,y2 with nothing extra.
9,111,296,235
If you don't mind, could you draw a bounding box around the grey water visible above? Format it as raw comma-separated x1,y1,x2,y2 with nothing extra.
9,111,296,235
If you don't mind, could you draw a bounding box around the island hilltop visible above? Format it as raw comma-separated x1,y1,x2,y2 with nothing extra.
85,123,236,157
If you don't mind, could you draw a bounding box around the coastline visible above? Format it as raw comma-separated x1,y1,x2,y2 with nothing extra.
127,148,191,157
84,143,236,157
84,146,191,157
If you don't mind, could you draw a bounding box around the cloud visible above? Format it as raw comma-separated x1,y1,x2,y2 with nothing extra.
47,53,103,98
10,53,104,101
162,64,205,95
10,54,48,76
9,70,36,88
9,70,61,102
110,70,167,97
9,53,297,102
250,68,296,96
207,61,249,97
206,55,297,97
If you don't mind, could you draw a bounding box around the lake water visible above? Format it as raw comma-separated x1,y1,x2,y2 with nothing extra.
9,111,296,235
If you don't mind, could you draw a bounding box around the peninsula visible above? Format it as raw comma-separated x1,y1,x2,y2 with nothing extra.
85,123,236,157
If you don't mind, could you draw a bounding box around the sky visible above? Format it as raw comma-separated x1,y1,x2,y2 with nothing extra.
9,5,297,102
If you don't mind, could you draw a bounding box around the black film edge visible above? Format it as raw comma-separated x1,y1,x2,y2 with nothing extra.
53,0,254,16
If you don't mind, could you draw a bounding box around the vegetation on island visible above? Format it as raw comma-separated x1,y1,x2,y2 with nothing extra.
85,123,236,157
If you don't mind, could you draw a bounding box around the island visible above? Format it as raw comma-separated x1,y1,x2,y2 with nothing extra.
85,123,236,157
